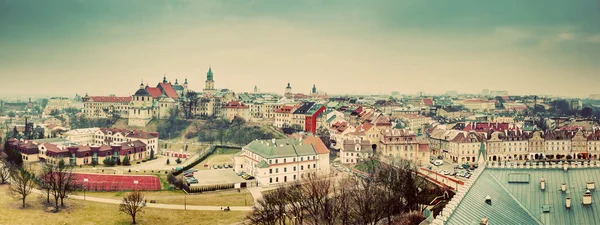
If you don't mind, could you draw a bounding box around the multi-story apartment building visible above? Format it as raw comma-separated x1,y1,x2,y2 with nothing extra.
500,130,529,161
486,132,503,161
9,138,149,166
379,128,430,166
571,129,588,158
340,138,373,164
93,128,159,154
63,128,100,145
588,129,600,159
544,130,573,160
234,137,330,187
528,130,545,158
448,131,485,164
82,95,131,118
273,105,296,128
221,100,250,122
396,114,433,132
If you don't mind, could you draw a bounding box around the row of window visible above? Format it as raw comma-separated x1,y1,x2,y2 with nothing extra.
269,173,316,183
269,164,317,174
269,156,316,164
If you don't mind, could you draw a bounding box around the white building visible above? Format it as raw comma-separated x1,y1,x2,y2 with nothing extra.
234,137,330,187
63,128,100,145
93,128,159,155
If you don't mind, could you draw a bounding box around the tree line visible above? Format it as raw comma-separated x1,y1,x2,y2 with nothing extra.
247,158,431,225
188,116,278,146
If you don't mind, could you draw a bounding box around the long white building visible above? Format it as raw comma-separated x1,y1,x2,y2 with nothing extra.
234,136,330,187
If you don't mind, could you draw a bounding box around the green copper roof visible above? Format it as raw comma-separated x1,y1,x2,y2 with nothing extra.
207,67,213,81
446,170,541,225
326,115,337,123
244,139,317,159
448,167,600,225
256,160,269,168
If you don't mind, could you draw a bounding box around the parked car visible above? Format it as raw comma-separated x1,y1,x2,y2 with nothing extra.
433,160,443,166
217,165,223,169
439,170,450,175
184,173,194,177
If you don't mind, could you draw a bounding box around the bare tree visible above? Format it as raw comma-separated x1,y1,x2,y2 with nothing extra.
38,162,54,203
0,153,11,184
7,165,36,208
119,190,145,224
47,159,80,210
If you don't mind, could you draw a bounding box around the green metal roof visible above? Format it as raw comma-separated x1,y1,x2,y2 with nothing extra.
446,170,541,225
244,139,317,159
326,115,337,123
448,167,600,225
256,160,269,168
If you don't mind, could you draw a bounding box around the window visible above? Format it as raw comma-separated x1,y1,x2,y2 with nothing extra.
293,166,296,171
270,178,272,183
276,177,279,182
276,168,279,173
313,164,316,168
269,169,272,174
308,164,311,169
301,166,304,170
284,167,287,172
283,158,286,163
293,175,296,180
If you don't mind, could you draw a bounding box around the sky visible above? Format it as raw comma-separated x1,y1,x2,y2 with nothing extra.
1,0,599,98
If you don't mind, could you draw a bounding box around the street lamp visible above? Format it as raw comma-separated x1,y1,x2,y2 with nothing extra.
83,178,89,200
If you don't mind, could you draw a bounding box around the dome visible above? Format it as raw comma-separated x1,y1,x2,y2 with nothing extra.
134,88,151,96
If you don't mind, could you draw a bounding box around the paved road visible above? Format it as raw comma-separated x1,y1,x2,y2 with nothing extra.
34,190,253,211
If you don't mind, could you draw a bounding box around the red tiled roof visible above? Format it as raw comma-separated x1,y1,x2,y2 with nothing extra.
157,83,179,99
145,87,162,98
43,143,66,154
223,101,249,109
355,123,374,133
303,136,330,155
423,98,433,106
84,96,131,103
276,106,295,113
463,99,486,103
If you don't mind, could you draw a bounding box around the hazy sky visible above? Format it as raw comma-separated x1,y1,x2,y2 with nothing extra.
1,0,599,98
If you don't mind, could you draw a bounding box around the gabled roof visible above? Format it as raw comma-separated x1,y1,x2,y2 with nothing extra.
157,82,179,99
145,87,163,99
303,136,329,155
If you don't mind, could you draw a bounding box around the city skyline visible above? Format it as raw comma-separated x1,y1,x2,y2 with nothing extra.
1,0,599,98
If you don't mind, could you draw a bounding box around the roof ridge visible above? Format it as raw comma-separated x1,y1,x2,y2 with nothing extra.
488,171,544,225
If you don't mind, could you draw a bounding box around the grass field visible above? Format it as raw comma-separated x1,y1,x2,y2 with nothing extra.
80,189,254,206
0,185,247,225
354,160,380,173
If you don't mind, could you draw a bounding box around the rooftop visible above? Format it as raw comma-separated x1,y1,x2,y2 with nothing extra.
446,167,600,225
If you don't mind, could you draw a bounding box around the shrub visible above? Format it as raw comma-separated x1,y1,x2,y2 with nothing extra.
103,157,115,166
122,156,131,166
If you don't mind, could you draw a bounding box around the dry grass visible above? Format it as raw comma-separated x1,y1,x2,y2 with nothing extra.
80,189,254,206
0,184,248,225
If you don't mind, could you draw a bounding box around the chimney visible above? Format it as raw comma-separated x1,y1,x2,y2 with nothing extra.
583,190,592,205
587,182,595,190
485,195,491,204
540,178,546,191
566,197,571,209
480,217,489,225
561,183,567,192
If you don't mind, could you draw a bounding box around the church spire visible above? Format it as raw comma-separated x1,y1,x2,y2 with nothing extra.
184,78,188,84
163,74,167,84
140,80,144,89
207,66,213,81
175,78,179,85
312,84,317,94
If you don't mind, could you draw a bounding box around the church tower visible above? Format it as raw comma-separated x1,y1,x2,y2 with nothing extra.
183,78,188,91
285,82,292,98
204,66,216,94
254,85,258,93
312,84,317,95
